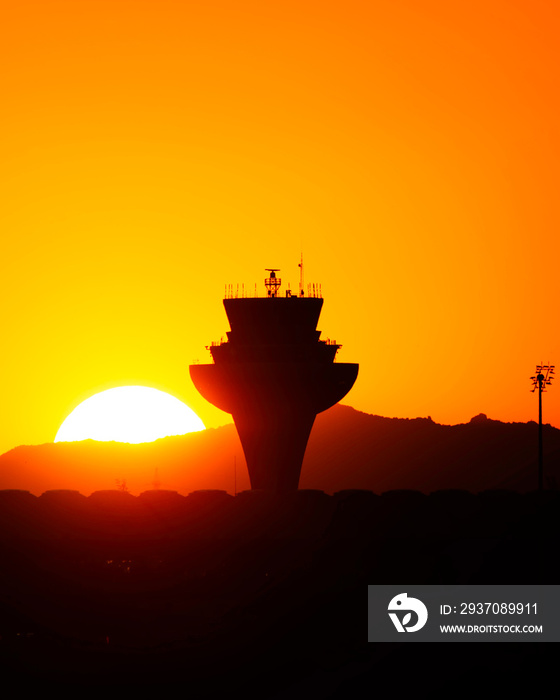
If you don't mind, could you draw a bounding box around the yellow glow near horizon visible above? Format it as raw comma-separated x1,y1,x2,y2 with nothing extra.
54,387,205,444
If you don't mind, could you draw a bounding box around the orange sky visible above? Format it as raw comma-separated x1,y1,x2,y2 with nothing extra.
0,0,559,457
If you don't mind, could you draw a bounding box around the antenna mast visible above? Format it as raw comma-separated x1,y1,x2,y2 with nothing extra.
299,253,304,296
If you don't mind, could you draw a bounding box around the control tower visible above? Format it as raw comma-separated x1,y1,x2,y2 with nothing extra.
189,269,358,492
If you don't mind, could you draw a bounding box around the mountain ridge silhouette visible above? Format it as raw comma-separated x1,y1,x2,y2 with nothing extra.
1,404,558,495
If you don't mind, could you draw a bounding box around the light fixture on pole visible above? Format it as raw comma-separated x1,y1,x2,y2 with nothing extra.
530,363,555,491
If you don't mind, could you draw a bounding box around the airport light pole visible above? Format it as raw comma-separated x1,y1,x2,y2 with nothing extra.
531,363,555,491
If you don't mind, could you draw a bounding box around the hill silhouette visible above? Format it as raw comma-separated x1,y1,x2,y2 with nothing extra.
1,405,558,495
303,406,560,493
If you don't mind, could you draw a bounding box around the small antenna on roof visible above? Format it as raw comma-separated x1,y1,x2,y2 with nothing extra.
298,253,304,296
264,269,281,297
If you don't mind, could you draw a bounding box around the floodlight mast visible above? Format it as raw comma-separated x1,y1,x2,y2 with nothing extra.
530,363,555,491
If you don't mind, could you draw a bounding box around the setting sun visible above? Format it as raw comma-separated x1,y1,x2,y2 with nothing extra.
54,387,205,444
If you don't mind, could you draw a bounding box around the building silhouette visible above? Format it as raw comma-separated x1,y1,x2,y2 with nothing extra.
190,269,358,491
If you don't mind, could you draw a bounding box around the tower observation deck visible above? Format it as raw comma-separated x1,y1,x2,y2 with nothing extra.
189,269,359,492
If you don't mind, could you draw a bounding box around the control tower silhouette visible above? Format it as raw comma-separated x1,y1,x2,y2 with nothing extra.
190,269,358,491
